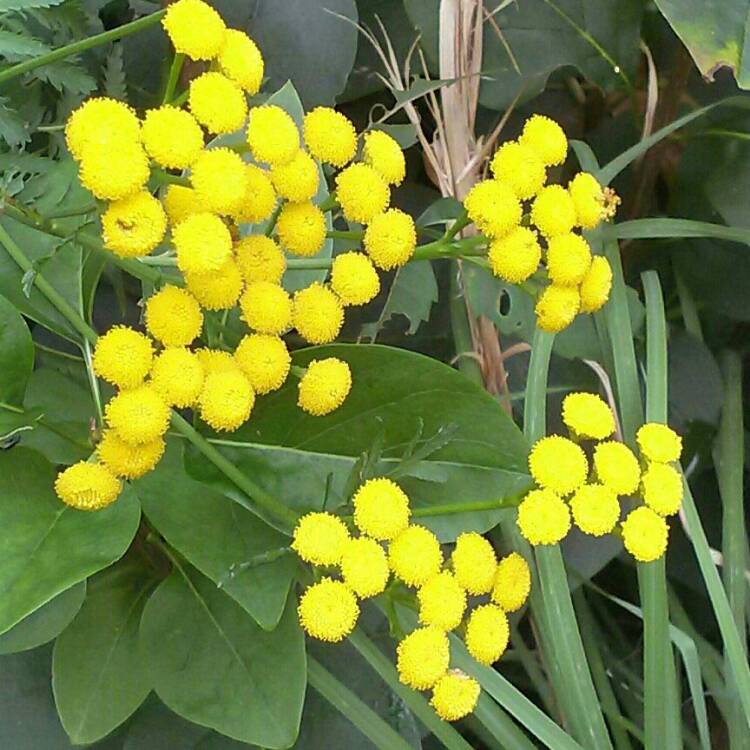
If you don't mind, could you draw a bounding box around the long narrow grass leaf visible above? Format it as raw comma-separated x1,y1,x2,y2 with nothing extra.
607,218,750,245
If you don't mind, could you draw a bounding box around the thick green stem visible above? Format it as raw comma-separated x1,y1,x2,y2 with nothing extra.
162,52,185,105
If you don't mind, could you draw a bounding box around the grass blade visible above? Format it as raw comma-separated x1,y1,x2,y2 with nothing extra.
606,218,750,245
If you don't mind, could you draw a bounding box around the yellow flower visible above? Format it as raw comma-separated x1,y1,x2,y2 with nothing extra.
276,202,327,257
235,235,286,284
488,226,541,283
198,370,255,432
173,212,233,275
636,423,682,464
190,147,248,215
185,258,244,311
491,552,531,612
641,462,683,516
217,29,264,94
149,347,205,408
141,106,203,169
188,72,247,135
302,107,356,167
570,483,620,537
195,348,240,375
231,165,277,225
363,208,417,270
569,172,607,230
330,252,380,306
465,604,509,665
388,525,443,587
144,285,203,347
163,185,203,226
530,185,577,238
97,431,165,480
535,284,580,333
519,114,567,166
101,191,167,259
270,150,319,203
54,462,121,511
65,97,140,161
291,511,350,566
335,163,391,224
341,536,390,598
562,392,615,440
239,281,292,335
162,0,225,60
234,334,290,394
430,671,480,722
579,256,613,313
529,435,588,495
353,477,410,541
490,141,547,199
396,627,450,690
105,386,171,445
593,441,641,495
546,233,592,286
464,179,521,238
418,570,467,631
292,282,344,344
362,130,406,185
517,488,571,545
246,105,299,166
298,357,352,416
621,506,668,563
93,325,153,389
298,578,359,642
451,532,496,595
79,141,149,201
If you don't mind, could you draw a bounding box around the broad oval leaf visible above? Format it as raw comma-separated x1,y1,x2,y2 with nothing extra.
0,293,33,407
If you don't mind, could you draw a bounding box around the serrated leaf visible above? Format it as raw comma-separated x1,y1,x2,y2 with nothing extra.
0,28,50,57
0,0,65,11
37,59,97,95
103,42,127,101
0,97,29,147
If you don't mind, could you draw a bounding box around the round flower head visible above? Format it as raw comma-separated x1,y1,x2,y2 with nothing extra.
246,105,299,166
569,172,607,229
93,326,153,389
465,604,509,665
546,233,592,287
531,185,577,238
234,334,290,394
341,536,390,598
491,552,531,612
149,347,205,408
490,141,547,199
195,348,240,375
188,72,247,135
79,141,149,201
101,191,167,259
303,107,356,167
451,532,497,595
54,462,121,511
431,671,480,722
185,258,244,311
298,578,359,642
362,129,406,185
96,431,165,480
336,163,391,224
637,423,682,464
535,285,580,333
464,179,522,238
417,570,467,631
363,208,417,270
579,255,613,313
105,385,170,446
239,282,292,335
529,435,588,495
235,235,286,284
162,0,225,60
388,525,443,587
144,285,203,347
191,147,248,215
570,483,620,537
198,370,255,432
353,477,410,541
594,441,641,495
291,511,350,566
163,185,203,226
330,252,380,306
65,97,140,161
231,164,277,225
276,202,326,257
562,392,615,440
641,462,683,516
396,627,450,690
141,106,203,169
517,488,571,546
621,506,668,563
173,212,233,275
217,29,264,94
488,226,541,283
519,114,567,166
298,357,352,416
270,150,319,203
292,282,344,344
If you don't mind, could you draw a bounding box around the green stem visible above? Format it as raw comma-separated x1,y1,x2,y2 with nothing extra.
82,338,104,427
151,168,191,187
326,229,363,241
161,52,185,105
411,497,520,518
264,203,282,238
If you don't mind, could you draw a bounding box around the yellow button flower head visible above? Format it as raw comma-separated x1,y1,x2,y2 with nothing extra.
298,357,352,416
185,258,244,311
353,477,410,541
303,107,357,167
546,233,592,287
362,130,406,186
570,483,620,537
593,441,641,495
191,147,249,215
195,348,239,375
234,334,291,394
96,431,165,481
188,72,247,135
430,671,480,722
79,141,149,201
239,281,292,335
641,462,683,516
65,97,140,161
270,150,319,203
235,235,286,284
562,392,615,440
198,370,255,432
491,552,531,612
464,179,522,238
330,252,380,306
363,208,417,270
529,435,588,495
488,226,541,283
636,423,682,464
101,191,167,259
163,185,203,226
517,488,571,545
341,536,390,598
231,165,277,225
144,285,203,347
247,105,300,166
389,525,443,587
465,604,509,665
291,511,350,566
490,141,547,199
54,462,121,511
535,284,581,333
451,532,496,595
336,163,391,225
579,255,613,313
217,29,264,94
519,114,567,166
276,202,327,257
396,627,450,690
530,185,577,238
298,578,359,642
292,282,344,344
173,213,233,275
93,326,153,389
162,0,225,59
569,172,608,230
621,506,668,562
417,570,467,631
149,347,205,408
105,386,170,446
141,106,203,169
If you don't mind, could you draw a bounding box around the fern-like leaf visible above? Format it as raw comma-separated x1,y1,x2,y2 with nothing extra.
0,28,51,57
0,0,66,12
103,42,127,101
0,97,30,147
37,59,96,95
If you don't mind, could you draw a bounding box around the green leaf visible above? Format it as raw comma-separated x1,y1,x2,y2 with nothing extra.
0,448,140,635
36,60,97,95
0,0,65,10
606,217,750,245
103,43,128,101
0,29,51,57
0,293,33,406
140,565,306,748
0,96,29,147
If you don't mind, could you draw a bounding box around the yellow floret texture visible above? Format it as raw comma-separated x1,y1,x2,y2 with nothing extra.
579,256,613,313
298,578,359,642
417,570,467,632
232,165,277,226
65,97,140,161
218,29,264,94
546,233,592,287
491,552,531,612
297,357,352,416
330,252,380,306
562,392,616,440
145,285,204,347
234,334,290,394
173,212,233,275
101,191,167,259
235,235,286,284
303,107,357,167
594,441,641,495
517,488,571,546
490,141,547,199
520,114,568,166
97,431,165,481
636,423,682,464
292,282,344,344
451,532,496,595
336,164,391,225
105,386,170,446
570,483,621,537
142,106,203,169
641,462,683,516
162,0,225,60
535,284,581,333
621,506,668,562
247,105,299,166
191,147,248,215
292,511,350,566
397,626,450,690
529,435,588,496
465,604,509,665
363,208,417,270
270,150,319,203
189,72,247,135
54,461,121,511
488,227,541,283
341,536,390,598
389,525,443,587
276,202,326,257
149,347,205,408
362,130,406,186
353,477,410,541
240,282,292,335
93,326,153,389
531,185,576,238
431,671,481,722
464,179,522,238
79,141,149,201
198,370,255,432
185,258,244,311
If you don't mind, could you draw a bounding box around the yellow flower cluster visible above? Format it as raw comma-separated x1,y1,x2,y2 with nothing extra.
516,392,683,562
